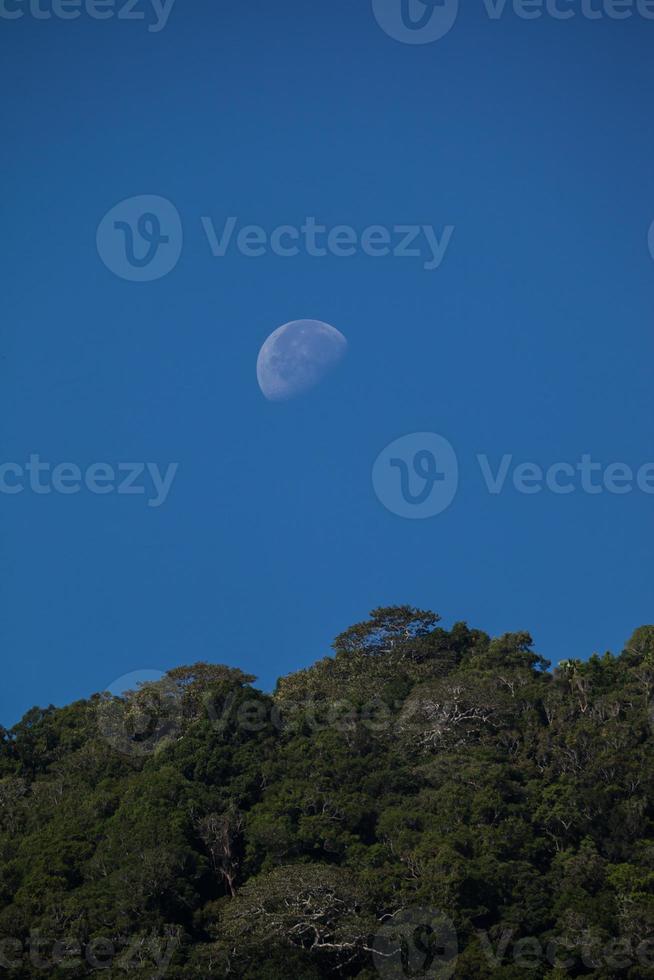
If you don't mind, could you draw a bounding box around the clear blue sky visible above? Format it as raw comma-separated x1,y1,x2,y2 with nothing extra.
1,1,653,725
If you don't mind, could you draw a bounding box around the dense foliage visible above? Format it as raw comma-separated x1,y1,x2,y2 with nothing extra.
2,608,654,978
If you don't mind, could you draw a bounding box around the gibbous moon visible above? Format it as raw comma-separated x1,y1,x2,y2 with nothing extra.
257,319,347,401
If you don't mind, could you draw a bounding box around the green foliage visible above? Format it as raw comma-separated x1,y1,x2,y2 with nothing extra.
1,609,654,977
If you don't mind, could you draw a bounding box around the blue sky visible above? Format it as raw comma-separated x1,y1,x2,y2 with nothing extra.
1,0,653,725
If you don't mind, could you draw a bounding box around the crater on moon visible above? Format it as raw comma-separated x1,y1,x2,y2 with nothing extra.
256,319,348,402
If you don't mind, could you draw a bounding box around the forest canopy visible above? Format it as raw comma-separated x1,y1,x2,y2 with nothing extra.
1,607,654,978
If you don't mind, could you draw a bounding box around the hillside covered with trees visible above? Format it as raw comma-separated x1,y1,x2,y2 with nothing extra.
1,608,654,978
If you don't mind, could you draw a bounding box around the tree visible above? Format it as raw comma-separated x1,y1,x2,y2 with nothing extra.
196,808,244,898
3,612,654,978
217,864,373,969
333,606,441,659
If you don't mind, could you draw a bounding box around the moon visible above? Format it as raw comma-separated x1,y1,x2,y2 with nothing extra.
256,319,347,401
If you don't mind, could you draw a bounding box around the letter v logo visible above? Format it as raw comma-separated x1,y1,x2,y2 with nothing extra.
372,0,459,43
